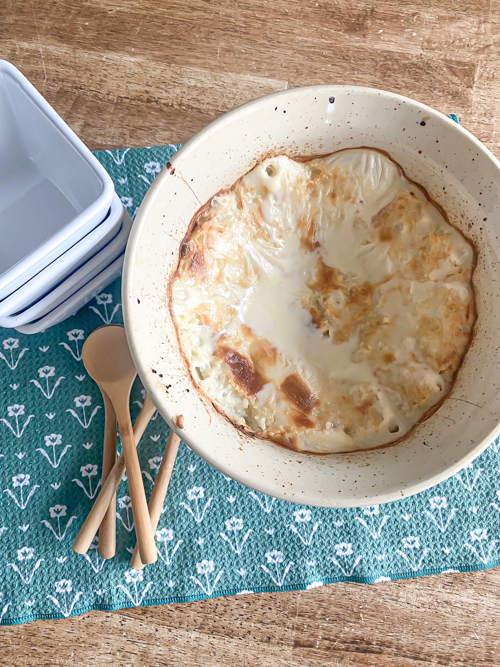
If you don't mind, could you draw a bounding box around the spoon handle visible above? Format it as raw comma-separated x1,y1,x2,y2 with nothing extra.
72,396,156,555
98,391,117,559
130,430,181,569
116,406,157,565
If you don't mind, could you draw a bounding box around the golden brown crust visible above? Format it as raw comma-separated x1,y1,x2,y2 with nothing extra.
168,147,478,456
280,373,318,416
217,345,267,397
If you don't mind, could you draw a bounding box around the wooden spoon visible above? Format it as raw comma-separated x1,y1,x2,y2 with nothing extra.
81,325,157,564
72,394,156,555
98,390,117,559
130,429,181,570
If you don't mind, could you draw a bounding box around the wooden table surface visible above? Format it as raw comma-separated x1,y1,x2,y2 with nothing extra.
2,0,500,664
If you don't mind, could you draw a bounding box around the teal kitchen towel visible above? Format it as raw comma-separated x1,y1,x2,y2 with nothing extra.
1,128,500,626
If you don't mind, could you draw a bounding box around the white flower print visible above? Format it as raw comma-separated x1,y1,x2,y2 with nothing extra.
265,550,283,564
74,395,91,408
68,329,84,341
149,456,162,470
30,366,65,399
397,536,431,572
330,543,363,577
3,338,18,350
104,147,131,166
424,496,457,533
156,528,182,566
361,505,380,516
67,395,101,428
47,580,83,618
1,404,34,438
4,474,39,509
125,569,143,584
225,518,243,531
248,491,275,514
190,560,223,595
41,505,77,541
454,462,482,492
121,196,133,208
293,509,312,522
36,433,72,468
429,496,447,510
116,495,134,531
117,569,153,606
0,337,28,370
12,473,30,488
59,329,85,361
180,486,213,523
144,161,161,175
260,550,293,586
95,293,113,305
17,547,34,561
118,495,131,509
402,536,420,550
465,528,498,565
143,455,163,483
197,560,214,575
80,536,106,574
471,528,487,541
356,506,390,539
335,543,353,557
220,518,252,554
187,487,204,500
73,464,101,499
157,528,174,541
8,547,44,585
55,580,72,594
89,292,121,324
290,508,321,546
38,366,55,378
49,505,67,519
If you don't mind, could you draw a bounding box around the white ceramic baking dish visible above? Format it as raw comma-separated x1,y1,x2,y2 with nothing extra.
0,209,131,328
0,60,114,299
15,252,124,335
0,193,123,319
123,86,500,507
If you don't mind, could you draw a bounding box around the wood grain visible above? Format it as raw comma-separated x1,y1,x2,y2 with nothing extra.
2,0,500,663
2,570,500,665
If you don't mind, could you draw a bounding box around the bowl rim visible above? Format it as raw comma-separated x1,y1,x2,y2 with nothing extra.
123,84,500,507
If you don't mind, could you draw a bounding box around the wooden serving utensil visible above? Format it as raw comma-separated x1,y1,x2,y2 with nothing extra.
72,394,156,555
97,390,117,559
130,429,181,570
79,325,157,564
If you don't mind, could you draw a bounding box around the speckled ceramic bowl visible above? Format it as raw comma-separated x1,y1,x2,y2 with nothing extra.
122,85,500,507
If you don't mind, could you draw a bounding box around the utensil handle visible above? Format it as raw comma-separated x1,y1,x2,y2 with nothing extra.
72,396,156,555
99,392,117,559
130,430,181,570
116,408,157,565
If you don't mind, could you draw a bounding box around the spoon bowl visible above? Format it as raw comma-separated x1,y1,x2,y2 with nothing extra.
82,325,157,564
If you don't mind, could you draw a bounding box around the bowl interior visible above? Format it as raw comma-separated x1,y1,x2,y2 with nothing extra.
123,86,500,507
0,64,106,273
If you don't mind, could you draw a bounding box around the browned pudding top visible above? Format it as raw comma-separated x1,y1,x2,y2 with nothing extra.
171,148,476,454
